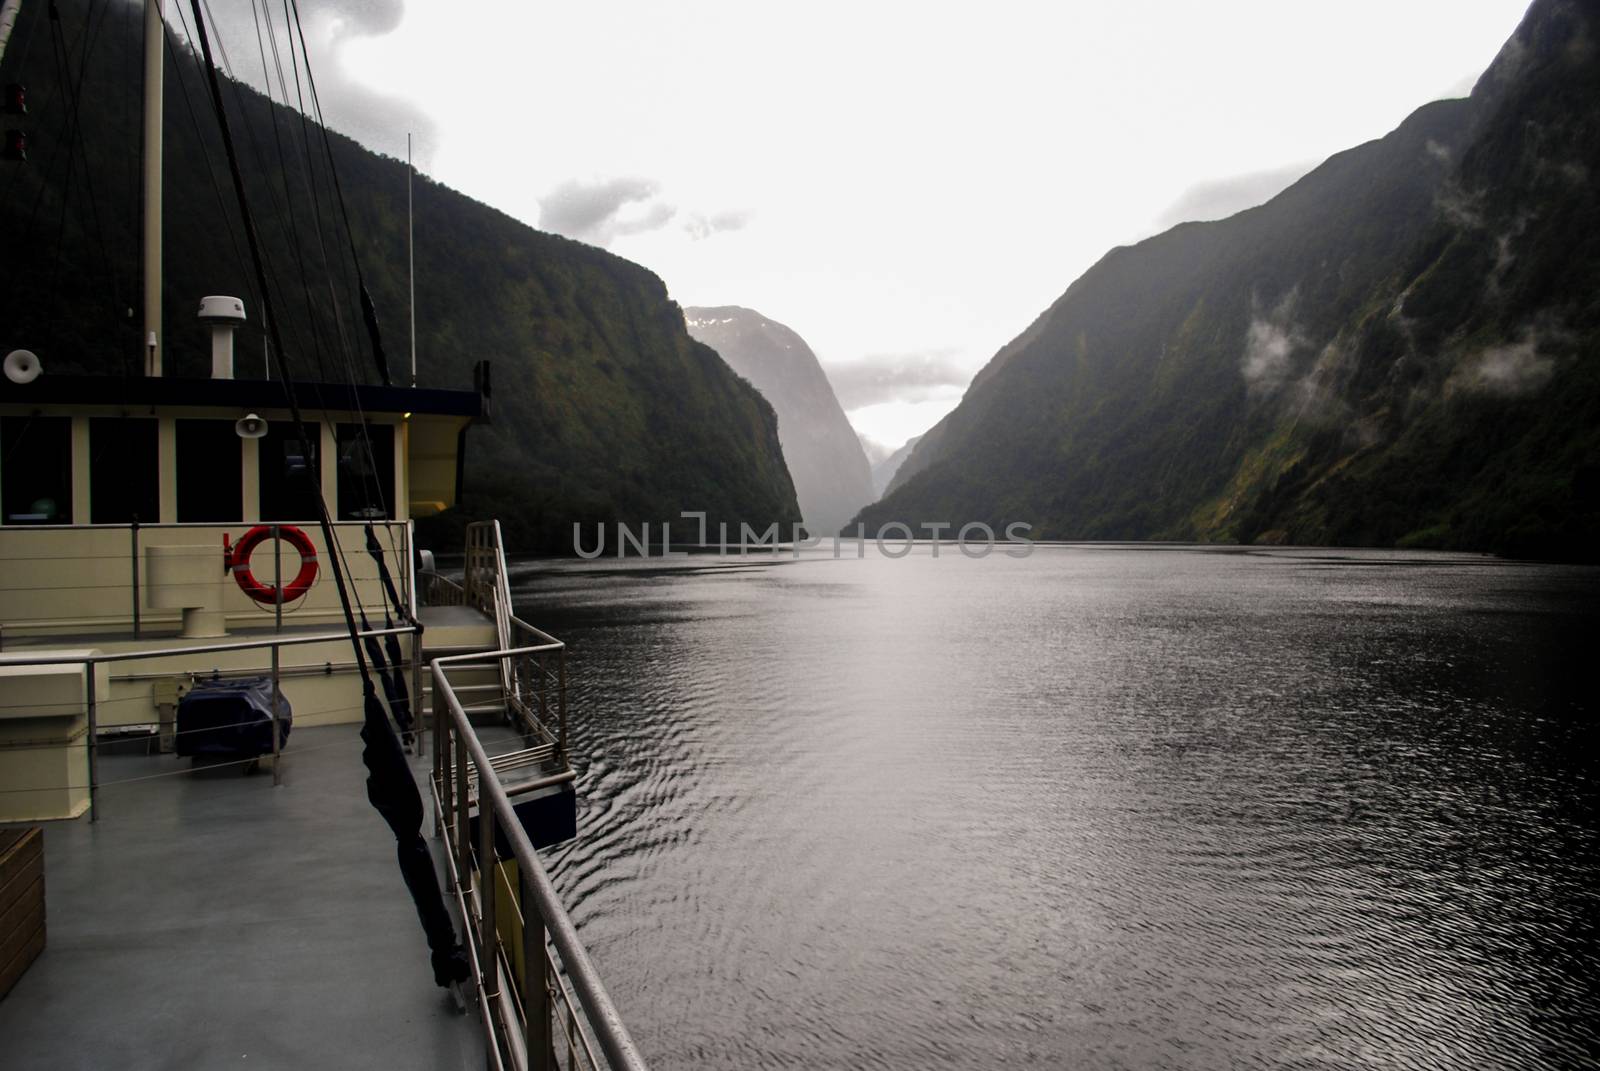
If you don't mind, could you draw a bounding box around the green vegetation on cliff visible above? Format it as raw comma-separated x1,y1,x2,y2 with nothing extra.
860,0,1599,560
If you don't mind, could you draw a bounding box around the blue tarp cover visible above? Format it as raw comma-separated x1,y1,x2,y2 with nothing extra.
175,677,291,757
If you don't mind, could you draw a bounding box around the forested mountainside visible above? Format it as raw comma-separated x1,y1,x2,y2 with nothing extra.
0,0,799,551
685,307,873,535
863,0,1599,560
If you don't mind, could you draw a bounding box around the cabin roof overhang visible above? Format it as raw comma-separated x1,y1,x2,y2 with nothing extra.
0,375,481,419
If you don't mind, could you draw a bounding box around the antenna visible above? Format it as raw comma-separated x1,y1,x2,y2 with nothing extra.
3,348,42,384
408,131,416,387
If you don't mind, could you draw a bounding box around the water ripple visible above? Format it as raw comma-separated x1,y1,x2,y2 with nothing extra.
516,546,1600,1070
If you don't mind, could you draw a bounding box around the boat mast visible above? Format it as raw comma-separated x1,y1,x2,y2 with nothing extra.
142,0,163,376
407,131,416,387
0,0,25,64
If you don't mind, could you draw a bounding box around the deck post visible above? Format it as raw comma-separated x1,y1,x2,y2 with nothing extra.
130,518,141,638
434,674,447,838
478,788,500,1068
412,633,425,758
455,716,471,893
522,867,552,1071
271,528,282,786
85,659,99,822
556,648,568,766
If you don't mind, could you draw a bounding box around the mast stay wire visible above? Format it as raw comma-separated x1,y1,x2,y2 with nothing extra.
286,0,391,388
38,0,127,369
163,4,261,349
192,0,325,384
247,0,329,383
273,0,397,540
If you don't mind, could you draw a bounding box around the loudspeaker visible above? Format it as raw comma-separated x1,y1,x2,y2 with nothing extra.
235,412,268,439
3,349,41,384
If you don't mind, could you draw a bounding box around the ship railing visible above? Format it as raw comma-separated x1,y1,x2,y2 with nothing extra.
0,519,414,641
0,622,421,821
426,570,468,607
463,520,517,696
431,643,646,1071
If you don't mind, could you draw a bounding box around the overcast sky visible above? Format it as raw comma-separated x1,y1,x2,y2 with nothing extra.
208,0,1532,450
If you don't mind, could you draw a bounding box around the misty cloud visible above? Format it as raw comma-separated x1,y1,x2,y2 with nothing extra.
684,211,749,241
823,350,972,410
1241,295,1307,397
1152,161,1316,230
310,0,405,36
1288,341,1356,432
1435,181,1486,229
538,178,677,247
1450,333,1557,397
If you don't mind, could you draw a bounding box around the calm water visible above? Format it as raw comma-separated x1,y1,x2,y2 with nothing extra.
509,545,1599,1070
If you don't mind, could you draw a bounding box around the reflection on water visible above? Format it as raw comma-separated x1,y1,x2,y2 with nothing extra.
511,545,1599,1070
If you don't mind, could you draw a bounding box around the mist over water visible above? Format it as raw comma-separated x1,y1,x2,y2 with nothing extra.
511,546,1599,1070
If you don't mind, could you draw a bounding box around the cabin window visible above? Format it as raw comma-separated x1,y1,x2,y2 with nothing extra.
1,416,72,524
90,418,160,524
258,422,322,522
336,422,395,521
176,419,242,523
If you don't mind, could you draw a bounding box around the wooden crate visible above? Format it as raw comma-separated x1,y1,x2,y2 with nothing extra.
0,827,46,999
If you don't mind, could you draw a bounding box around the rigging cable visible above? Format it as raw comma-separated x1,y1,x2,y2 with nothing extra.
286,0,391,387
36,0,124,364
163,3,260,341
273,0,396,541
189,0,323,380
182,0,467,989
272,0,362,396
248,0,328,382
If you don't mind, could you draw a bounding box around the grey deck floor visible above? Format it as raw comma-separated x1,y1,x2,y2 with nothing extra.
0,726,484,1070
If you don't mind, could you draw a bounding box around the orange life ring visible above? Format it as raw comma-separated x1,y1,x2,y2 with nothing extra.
230,525,319,605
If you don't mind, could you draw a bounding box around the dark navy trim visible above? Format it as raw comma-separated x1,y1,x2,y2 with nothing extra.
0,374,481,418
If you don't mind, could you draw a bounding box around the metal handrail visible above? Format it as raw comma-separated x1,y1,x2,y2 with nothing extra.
0,519,401,531
0,623,418,666
0,622,421,817
432,648,648,1071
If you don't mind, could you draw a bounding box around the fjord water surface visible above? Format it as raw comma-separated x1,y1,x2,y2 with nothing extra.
510,545,1598,1070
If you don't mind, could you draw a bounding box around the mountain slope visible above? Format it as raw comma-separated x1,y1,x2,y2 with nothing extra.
685,307,873,535
872,435,921,499
0,0,799,551
860,0,1599,560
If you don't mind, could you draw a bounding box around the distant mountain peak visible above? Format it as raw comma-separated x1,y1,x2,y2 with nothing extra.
685,307,874,535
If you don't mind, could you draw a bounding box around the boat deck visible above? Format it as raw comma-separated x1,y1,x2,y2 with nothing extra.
0,725,485,1070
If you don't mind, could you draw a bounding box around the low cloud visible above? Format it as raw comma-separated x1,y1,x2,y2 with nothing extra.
538,177,677,246
683,210,749,241
311,0,405,35
1151,161,1316,231
1435,181,1485,230
1450,332,1557,398
1241,293,1307,397
823,349,972,410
